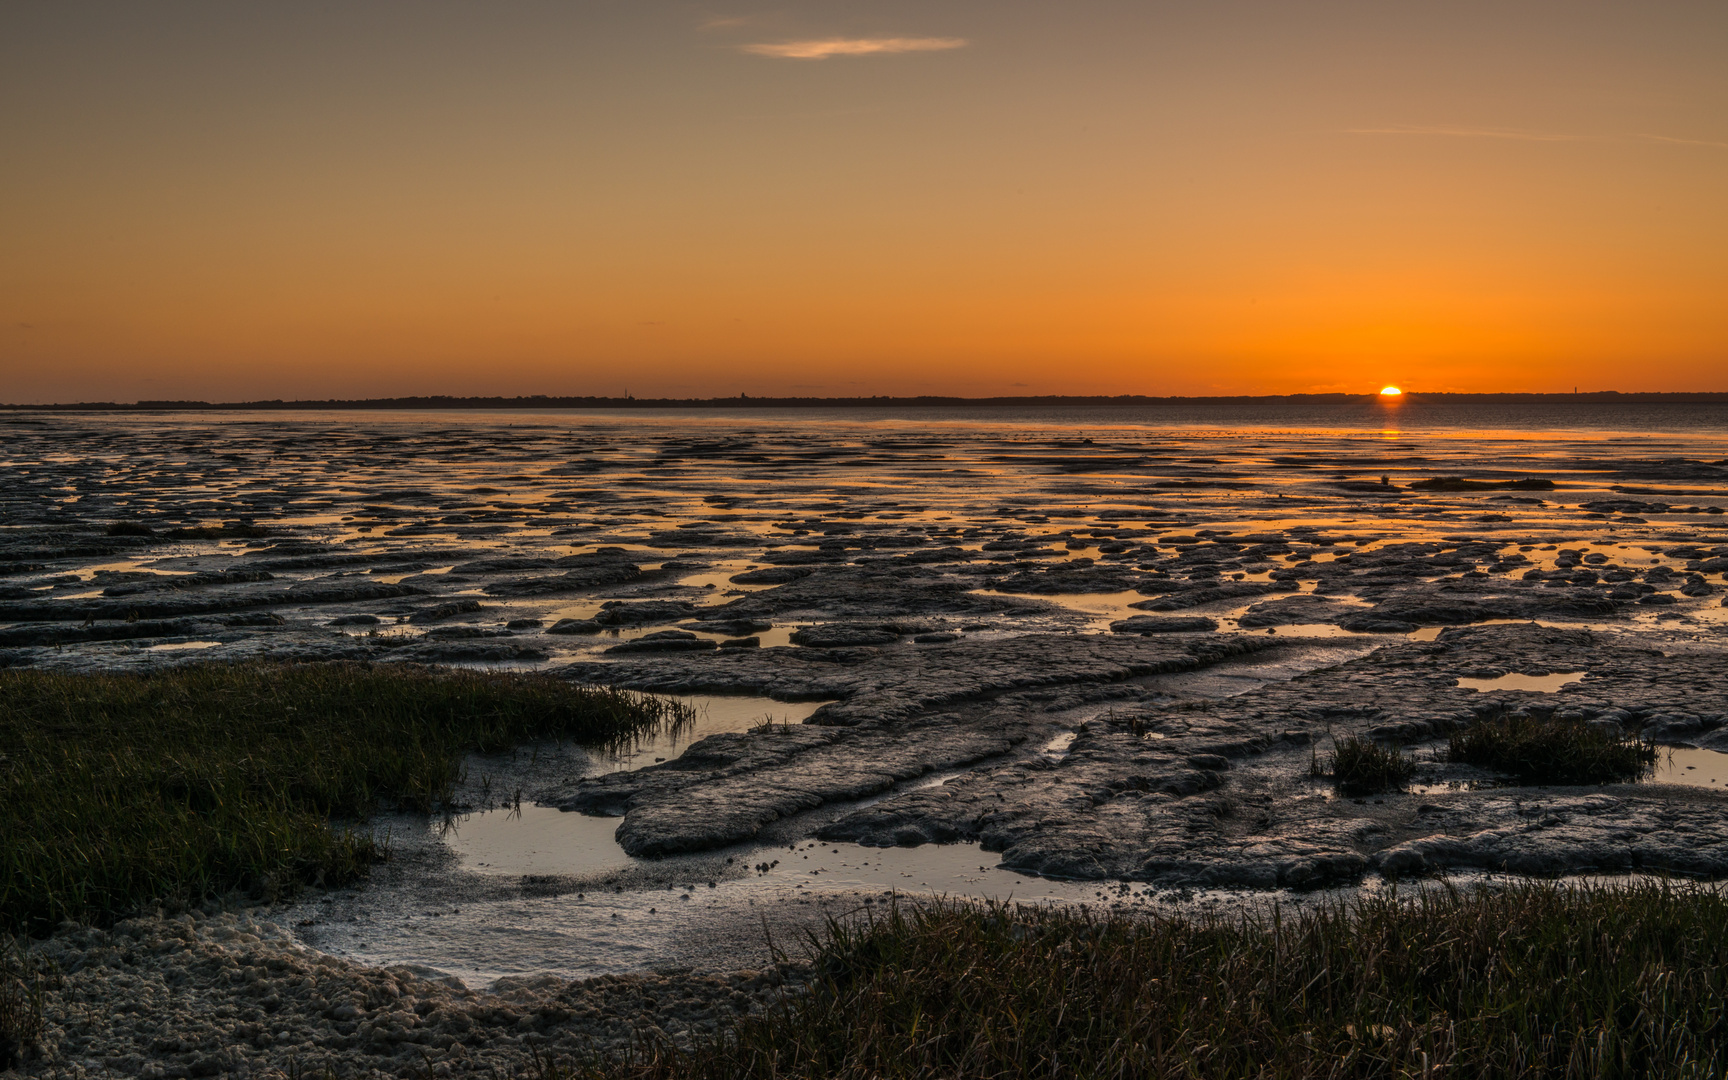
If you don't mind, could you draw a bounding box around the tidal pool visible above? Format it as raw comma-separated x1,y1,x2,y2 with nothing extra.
1454,672,1586,693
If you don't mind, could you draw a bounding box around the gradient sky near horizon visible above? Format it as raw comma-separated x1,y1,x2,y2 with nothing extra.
3,1,1726,403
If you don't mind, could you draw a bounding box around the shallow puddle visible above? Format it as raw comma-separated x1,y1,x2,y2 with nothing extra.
672,560,781,595
1454,672,1586,693
297,818,1170,986
1653,747,1728,789
443,805,635,878
1040,590,1158,631
599,694,829,771
1249,622,1369,639
1041,732,1077,760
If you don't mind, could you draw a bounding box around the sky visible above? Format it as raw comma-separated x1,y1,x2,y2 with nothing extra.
3,1,1726,402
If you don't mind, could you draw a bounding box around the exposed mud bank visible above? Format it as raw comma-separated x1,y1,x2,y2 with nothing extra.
556,623,1728,890
10,910,804,1080
5,410,1728,1076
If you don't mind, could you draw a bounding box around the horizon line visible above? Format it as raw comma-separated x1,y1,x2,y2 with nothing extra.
6,390,1728,411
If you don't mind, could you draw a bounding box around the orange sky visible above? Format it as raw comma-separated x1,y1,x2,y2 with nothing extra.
3,1,1725,402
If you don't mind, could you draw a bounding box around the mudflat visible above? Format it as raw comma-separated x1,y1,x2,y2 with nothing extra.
4,404,1727,1076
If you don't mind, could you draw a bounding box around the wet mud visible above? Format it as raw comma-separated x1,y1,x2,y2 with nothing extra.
5,407,1728,1076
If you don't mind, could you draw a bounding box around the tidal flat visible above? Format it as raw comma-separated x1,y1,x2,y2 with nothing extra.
4,402,1728,1077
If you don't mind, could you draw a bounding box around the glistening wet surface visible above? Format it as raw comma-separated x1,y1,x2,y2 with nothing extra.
278,824,1185,987
286,646,1368,985
600,694,829,772
4,405,1727,677
7,404,1728,986
1454,672,1587,693
1654,747,1728,790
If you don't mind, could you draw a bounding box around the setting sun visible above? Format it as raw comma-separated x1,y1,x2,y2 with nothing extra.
1380,386,1403,396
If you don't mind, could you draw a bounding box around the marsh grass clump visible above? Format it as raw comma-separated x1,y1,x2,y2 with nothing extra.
1449,713,1655,785
582,883,1728,1080
0,662,688,934
0,939,46,1070
1327,735,1416,794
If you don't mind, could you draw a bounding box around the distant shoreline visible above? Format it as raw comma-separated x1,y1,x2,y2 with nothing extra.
6,391,1728,411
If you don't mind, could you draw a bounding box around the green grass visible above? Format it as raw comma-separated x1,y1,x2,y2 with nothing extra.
580,883,1728,1080
1327,736,1417,795
0,662,689,934
1449,714,1655,785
